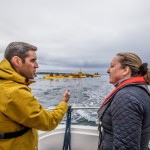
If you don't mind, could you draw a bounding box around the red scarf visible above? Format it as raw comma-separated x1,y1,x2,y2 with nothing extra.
101,76,146,106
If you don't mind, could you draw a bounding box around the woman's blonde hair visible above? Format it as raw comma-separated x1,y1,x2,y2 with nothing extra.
117,52,150,84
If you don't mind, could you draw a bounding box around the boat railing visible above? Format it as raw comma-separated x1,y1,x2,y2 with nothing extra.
47,106,99,150
46,106,150,150
47,106,99,125
43,106,100,149
47,106,99,111
46,106,99,150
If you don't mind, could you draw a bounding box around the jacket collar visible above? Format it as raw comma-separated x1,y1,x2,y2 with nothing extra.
0,58,31,85
101,76,146,106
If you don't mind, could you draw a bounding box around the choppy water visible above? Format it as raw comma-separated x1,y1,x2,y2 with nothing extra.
29,74,113,126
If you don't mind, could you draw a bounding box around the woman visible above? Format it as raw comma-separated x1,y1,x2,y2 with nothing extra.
98,52,150,150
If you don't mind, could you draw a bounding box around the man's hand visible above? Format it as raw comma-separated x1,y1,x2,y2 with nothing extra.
62,89,70,103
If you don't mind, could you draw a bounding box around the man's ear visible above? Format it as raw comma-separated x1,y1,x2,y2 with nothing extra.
11,56,22,67
123,66,131,76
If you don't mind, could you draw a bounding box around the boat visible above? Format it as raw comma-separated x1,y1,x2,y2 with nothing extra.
38,107,99,150
38,124,98,150
92,73,101,77
44,75,66,79
44,71,101,79
38,106,150,149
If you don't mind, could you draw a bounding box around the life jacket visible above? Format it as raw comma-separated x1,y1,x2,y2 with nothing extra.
0,126,30,139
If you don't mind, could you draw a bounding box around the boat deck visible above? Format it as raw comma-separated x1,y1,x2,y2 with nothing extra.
38,125,99,150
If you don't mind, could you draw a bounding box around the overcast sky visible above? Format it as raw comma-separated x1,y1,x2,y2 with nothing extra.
0,0,150,73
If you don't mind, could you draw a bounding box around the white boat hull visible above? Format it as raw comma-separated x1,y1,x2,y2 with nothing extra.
39,125,99,150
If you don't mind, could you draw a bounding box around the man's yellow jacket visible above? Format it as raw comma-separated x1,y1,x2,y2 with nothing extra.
0,58,68,150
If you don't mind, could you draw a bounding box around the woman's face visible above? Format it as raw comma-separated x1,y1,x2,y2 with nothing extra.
107,55,128,85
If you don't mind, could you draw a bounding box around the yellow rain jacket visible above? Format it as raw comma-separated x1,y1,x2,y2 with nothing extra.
0,58,68,150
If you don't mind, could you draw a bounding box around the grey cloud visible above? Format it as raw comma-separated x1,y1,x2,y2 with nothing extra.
0,0,150,71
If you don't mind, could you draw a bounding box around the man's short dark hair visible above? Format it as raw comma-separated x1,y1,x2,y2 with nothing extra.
4,42,37,63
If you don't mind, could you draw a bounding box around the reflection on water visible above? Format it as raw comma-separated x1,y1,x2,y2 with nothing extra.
30,74,113,126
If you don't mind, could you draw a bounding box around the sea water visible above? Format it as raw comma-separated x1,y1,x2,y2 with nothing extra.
30,74,113,126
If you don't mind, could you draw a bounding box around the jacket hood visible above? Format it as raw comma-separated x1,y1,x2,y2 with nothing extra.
0,58,26,84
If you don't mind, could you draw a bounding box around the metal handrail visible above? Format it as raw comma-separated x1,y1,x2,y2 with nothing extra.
47,106,99,111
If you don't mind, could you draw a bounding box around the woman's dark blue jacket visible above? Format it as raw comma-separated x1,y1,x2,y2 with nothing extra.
98,84,150,150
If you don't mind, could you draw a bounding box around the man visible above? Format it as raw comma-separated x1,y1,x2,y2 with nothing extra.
0,42,70,150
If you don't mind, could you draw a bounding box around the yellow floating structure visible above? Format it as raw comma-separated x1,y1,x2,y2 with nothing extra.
44,71,100,79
